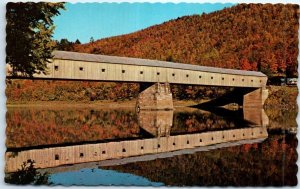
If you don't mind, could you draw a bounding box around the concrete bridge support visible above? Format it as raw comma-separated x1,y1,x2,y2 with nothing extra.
136,83,173,111
136,83,268,110
196,87,268,108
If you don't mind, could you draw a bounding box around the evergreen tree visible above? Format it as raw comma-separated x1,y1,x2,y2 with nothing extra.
75,39,81,44
6,2,65,77
90,37,95,43
56,38,74,51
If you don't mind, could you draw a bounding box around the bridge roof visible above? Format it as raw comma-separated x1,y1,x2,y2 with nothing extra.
53,51,266,77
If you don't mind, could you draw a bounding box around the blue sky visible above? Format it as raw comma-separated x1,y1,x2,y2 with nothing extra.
52,3,234,43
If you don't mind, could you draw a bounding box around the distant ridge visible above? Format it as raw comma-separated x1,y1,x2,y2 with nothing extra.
72,4,299,77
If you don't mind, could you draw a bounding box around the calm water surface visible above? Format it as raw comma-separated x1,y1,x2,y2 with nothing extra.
5,105,297,186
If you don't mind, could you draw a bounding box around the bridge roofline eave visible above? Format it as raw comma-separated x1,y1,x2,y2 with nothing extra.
52,51,267,78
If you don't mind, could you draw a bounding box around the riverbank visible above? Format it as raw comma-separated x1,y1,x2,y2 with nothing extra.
6,99,204,109
6,80,297,108
264,85,297,108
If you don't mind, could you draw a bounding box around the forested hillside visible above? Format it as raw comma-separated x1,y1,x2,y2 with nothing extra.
72,4,299,77
7,4,299,104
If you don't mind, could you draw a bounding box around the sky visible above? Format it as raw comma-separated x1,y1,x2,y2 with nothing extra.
52,3,234,43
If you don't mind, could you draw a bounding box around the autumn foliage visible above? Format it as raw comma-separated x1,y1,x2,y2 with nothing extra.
6,4,299,103
6,80,139,102
6,107,260,149
103,134,297,186
6,79,231,103
6,108,140,148
71,4,299,77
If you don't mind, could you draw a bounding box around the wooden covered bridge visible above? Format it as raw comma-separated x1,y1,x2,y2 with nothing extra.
5,125,267,173
7,51,269,109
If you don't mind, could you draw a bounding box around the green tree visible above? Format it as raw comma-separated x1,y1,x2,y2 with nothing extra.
5,159,50,185
56,38,74,51
90,37,95,43
6,2,65,77
75,39,81,44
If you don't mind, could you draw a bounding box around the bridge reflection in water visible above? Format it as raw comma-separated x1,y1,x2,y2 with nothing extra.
5,107,268,173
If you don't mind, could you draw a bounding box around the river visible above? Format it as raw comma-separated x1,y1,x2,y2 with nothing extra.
5,105,297,186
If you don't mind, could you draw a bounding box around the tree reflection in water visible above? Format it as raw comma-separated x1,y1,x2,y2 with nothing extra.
6,107,260,149
102,134,297,186
5,106,297,186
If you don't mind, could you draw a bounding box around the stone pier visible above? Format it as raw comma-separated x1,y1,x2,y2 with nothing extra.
196,87,269,108
136,83,173,111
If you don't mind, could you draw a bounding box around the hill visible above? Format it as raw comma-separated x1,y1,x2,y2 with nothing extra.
7,4,299,104
71,3,299,77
